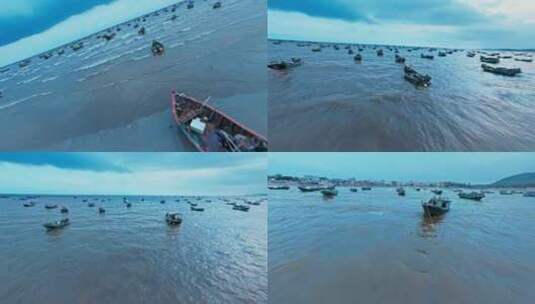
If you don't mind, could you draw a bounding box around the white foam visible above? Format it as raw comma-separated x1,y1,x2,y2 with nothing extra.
76,54,121,71
17,75,41,85
41,76,58,83
0,91,52,110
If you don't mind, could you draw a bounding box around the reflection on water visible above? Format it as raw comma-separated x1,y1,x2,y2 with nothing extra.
269,40,535,151
0,195,267,304
269,187,535,304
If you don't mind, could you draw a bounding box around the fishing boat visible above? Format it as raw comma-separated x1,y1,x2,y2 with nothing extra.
361,187,372,191
0,67,9,73
60,206,69,213
138,27,146,35
88,202,95,207
23,202,36,207
311,46,321,52
125,202,132,208
467,52,476,57
458,191,485,201
396,187,406,196
499,190,513,195
348,49,354,55
298,185,328,192
165,213,183,225
480,56,499,64
353,54,362,62
233,204,250,212
191,206,204,212
160,200,166,204
422,197,450,216
268,185,290,190
421,54,434,60
523,191,535,197
395,54,406,63
213,1,222,9
19,59,31,68
171,92,268,152
43,218,70,230
431,189,443,195
321,189,338,197
481,64,521,77
99,207,106,213
350,188,358,192
377,49,384,56
267,58,302,70
45,204,58,209
404,65,431,87
151,40,165,55
187,1,194,9
438,51,446,57
514,58,533,62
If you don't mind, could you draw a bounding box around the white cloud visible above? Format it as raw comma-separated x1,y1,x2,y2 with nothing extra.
0,161,266,196
0,0,182,67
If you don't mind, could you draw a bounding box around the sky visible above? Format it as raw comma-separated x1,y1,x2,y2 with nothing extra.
268,0,535,49
0,0,180,67
268,153,535,184
0,153,267,195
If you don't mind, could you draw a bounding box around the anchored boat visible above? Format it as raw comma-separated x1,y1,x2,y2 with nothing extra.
268,58,302,70
481,64,521,77
458,191,485,201
165,213,183,225
396,187,406,196
268,185,290,190
43,218,70,230
321,188,338,197
171,92,268,152
422,197,450,216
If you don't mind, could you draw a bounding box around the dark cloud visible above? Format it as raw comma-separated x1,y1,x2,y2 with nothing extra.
0,0,114,47
269,0,369,22
269,0,488,25
0,153,129,172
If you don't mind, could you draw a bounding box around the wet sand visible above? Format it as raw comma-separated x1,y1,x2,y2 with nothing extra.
269,187,535,304
0,1,266,151
0,195,267,303
268,40,535,151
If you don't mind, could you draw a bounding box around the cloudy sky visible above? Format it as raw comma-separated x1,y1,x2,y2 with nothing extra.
0,0,180,67
268,0,535,49
0,153,266,195
269,153,535,184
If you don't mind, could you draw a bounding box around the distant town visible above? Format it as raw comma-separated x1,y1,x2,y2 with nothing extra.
268,172,535,189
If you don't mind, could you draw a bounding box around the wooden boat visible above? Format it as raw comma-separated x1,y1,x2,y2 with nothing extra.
191,206,204,212
19,59,31,68
480,56,499,64
431,189,443,195
298,185,327,192
395,54,406,63
43,218,70,230
268,185,290,190
165,213,183,225
354,54,362,62
321,189,338,197
523,191,535,197
514,58,533,62
377,49,384,56
213,2,222,9
422,197,450,216
45,204,58,209
404,66,431,87
99,207,106,213
160,200,166,204
350,188,358,192
361,187,372,191
421,54,434,60
60,206,69,213
23,202,36,207
88,202,95,207
151,40,165,55
267,58,302,70
171,92,268,152
396,187,406,196
458,191,485,201
233,204,250,212
481,64,521,76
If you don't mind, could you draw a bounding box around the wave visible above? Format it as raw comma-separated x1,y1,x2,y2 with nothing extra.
41,76,58,83
0,91,52,110
17,75,41,85
76,54,121,71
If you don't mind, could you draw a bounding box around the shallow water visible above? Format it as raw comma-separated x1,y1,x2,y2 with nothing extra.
268,40,535,151
0,0,266,150
269,187,535,304
0,195,267,303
